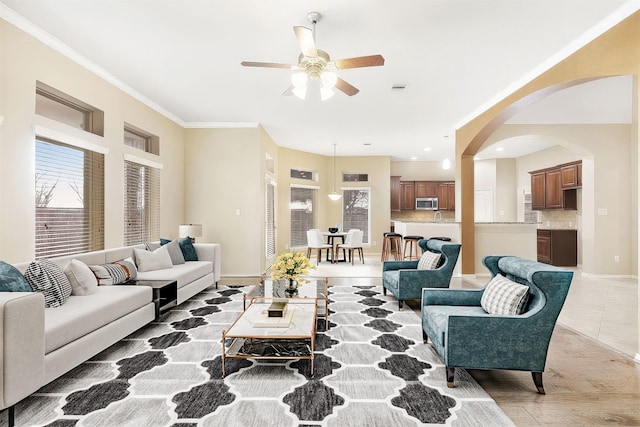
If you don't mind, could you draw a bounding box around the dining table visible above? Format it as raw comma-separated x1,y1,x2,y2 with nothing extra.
321,231,348,263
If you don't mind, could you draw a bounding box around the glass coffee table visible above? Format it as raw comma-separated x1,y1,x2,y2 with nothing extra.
243,277,329,327
221,299,317,377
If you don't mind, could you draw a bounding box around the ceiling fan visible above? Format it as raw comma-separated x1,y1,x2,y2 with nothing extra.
241,11,385,100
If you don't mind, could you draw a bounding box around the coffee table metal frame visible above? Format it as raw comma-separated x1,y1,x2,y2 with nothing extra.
221,298,317,377
244,276,329,328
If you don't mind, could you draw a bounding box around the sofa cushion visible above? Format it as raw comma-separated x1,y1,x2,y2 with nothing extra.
383,270,399,292
44,285,152,354
24,260,72,308
481,274,530,315
136,261,212,289
65,259,98,295
423,305,487,346
0,261,32,292
417,251,441,270
134,246,173,272
89,258,137,285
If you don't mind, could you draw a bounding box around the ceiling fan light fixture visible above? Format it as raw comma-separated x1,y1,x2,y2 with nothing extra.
320,86,335,101
321,71,337,88
292,86,307,100
291,71,308,88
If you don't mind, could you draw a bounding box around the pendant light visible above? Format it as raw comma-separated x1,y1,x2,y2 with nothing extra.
328,143,342,201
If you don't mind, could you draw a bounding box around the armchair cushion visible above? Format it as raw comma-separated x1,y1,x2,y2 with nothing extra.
480,274,529,315
417,251,441,270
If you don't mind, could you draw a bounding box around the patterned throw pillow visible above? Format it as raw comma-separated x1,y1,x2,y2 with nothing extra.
417,251,441,270
480,274,530,315
89,258,137,285
23,259,72,308
0,261,32,292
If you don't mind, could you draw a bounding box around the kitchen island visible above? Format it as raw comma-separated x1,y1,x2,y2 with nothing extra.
392,220,538,276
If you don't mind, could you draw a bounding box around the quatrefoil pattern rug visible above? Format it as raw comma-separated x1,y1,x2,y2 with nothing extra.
9,283,515,427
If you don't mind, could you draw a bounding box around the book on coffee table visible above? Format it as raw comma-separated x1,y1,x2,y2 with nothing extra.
252,306,295,328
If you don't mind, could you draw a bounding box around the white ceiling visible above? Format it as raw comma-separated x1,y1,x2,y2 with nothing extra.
1,0,634,161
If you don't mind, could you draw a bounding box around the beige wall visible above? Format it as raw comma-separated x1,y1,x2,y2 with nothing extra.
184,127,263,276
0,19,185,263
390,161,455,181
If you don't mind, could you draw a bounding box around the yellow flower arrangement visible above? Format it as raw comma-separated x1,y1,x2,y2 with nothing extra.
270,251,316,285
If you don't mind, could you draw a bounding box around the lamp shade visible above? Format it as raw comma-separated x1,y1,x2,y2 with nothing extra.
179,224,202,238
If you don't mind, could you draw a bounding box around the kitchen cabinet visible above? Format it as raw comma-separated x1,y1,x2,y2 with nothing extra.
530,165,578,211
561,161,582,189
537,229,577,266
415,181,438,198
437,181,455,210
400,181,415,210
390,176,401,212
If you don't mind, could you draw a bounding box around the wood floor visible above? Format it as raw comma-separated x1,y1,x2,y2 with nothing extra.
226,274,640,426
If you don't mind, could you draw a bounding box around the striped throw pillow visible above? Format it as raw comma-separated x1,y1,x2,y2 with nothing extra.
480,274,530,315
24,259,72,308
89,258,137,285
417,251,441,270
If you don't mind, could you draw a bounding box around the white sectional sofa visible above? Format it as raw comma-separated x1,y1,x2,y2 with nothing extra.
0,242,221,425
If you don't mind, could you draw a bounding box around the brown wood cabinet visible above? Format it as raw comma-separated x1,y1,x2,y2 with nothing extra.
437,181,455,210
561,161,581,189
400,181,415,210
530,161,580,210
537,229,577,266
390,176,401,212
415,181,438,198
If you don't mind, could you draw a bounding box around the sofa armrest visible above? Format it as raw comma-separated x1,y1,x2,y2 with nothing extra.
0,292,46,409
382,260,419,271
194,243,221,283
421,288,483,307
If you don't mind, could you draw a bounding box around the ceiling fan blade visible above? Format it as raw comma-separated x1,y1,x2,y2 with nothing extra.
293,26,317,57
241,61,294,69
334,54,385,69
282,85,294,96
335,77,360,96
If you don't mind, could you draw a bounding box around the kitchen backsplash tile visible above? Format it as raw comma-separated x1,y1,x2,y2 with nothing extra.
540,210,579,229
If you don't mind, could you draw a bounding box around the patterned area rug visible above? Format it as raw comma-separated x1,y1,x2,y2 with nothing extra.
8,283,515,427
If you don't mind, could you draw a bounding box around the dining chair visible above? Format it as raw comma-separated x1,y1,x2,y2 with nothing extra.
306,229,333,264
337,229,365,265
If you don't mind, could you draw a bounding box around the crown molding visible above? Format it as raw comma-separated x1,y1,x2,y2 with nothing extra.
184,122,259,129
0,4,186,127
456,1,640,130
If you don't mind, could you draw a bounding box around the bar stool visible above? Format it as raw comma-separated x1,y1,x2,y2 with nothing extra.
403,235,424,260
381,232,403,261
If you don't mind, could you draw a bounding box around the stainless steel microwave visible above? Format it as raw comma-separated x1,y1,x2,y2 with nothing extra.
416,197,438,210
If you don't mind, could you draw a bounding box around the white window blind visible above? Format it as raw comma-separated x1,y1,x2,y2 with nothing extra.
290,186,317,249
342,188,370,244
266,180,276,259
124,160,160,245
35,138,104,259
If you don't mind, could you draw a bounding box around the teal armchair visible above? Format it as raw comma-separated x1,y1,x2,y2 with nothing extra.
383,239,461,310
421,255,573,394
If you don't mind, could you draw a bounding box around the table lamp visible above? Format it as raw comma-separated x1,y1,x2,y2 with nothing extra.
179,224,203,243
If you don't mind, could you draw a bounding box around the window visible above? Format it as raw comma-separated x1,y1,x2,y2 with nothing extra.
342,188,370,244
290,168,317,181
290,186,317,249
124,124,160,155
265,179,276,259
35,81,104,136
124,160,160,245
342,173,369,182
35,138,104,258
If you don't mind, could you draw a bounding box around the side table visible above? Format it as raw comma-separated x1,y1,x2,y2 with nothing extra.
133,280,178,320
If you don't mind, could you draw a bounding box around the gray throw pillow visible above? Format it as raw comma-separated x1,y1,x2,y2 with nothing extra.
65,259,98,295
0,261,32,292
163,239,186,265
23,259,72,308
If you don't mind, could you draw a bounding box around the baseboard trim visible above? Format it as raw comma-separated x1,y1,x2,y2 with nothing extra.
580,272,637,280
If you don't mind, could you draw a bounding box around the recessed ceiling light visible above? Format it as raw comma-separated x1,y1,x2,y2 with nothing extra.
474,156,480,161
410,156,418,161
391,83,409,91
496,147,504,152
423,147,431,152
